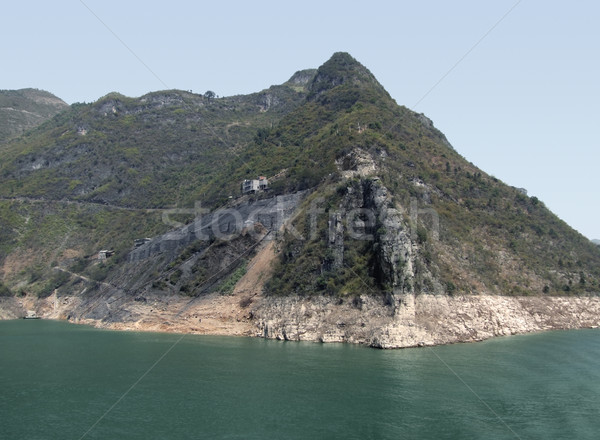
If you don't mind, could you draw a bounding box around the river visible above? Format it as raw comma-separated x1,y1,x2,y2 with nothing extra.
1,320,599,439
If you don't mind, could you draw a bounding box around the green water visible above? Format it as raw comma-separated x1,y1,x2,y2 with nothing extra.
1,321,599,439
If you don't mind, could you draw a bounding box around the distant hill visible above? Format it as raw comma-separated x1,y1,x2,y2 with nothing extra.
592,239,600,246
0,88,68,142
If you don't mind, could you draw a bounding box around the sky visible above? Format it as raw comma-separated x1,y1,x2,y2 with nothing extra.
2,0,599,239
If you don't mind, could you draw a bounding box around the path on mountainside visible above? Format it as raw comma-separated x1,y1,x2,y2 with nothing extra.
0,196,168,212
52,266,115,290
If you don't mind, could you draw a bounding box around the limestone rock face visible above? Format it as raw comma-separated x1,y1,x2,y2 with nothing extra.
333,178,418,293
252,293,600,348
363,180,415,291
4,289,600,349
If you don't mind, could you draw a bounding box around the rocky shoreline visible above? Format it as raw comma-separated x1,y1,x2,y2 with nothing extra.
2,292,600,348
253,293,600,348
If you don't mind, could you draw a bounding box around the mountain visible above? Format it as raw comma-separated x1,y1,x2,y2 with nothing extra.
0,70,315,297
1,53,599,347
225,52,600,297
0,88,68,143
0,78,313,208
593,239,600,246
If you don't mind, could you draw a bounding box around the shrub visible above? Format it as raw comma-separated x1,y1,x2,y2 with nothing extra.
0,282,12,297
446,281,456,295
38,270,71,298
169,269,182,285
218,262,247,295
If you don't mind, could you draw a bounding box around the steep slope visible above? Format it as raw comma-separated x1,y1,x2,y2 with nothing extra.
0,88,68,142
223,53,600,298
1,53,599,347
0,74,314,295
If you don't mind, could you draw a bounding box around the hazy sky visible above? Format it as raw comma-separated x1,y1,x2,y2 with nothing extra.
3,1,599,238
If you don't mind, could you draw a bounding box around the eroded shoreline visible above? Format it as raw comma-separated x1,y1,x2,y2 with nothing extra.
2,292,600,349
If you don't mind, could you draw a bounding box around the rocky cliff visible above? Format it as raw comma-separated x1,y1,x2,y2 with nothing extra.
3,287,600,349
253,293,600,348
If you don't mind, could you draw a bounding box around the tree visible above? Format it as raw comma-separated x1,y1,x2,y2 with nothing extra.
204,90,216,103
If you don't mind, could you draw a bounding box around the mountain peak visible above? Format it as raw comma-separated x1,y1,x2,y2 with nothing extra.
308,52,385,97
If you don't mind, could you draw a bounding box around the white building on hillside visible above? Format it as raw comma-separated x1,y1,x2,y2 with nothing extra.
242,176,268,194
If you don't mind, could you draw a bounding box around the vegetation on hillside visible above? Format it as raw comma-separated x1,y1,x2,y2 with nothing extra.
0,83,310,209
1,53,599,300
0,198,169,297
0,88,68,143
0,77,313,296
250,54,600,297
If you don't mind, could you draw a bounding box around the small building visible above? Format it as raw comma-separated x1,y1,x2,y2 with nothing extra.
98,250,115,261
242,176,268,194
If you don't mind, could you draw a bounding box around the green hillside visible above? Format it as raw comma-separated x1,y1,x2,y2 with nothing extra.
216,53,600,297
0,77,313,209
0,88,68,143
1,53,599,301
0,72,315,295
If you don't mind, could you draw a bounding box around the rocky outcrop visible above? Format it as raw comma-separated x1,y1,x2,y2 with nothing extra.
286,69,318,87
252,293,600,348
4,288,600,349
0,298,24,320
363,180,416,291
333,177,424,293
